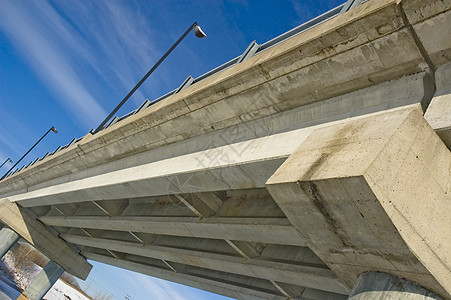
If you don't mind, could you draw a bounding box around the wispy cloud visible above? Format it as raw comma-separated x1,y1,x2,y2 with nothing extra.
0,111,33,157
135,275,190,300
0,0,166,130
52,0,162,104
0,1,107,129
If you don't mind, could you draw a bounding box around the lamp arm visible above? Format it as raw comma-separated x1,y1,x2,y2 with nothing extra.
92,22,199,134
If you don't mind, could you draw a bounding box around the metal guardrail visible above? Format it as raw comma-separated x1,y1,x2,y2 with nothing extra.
4,0,363,179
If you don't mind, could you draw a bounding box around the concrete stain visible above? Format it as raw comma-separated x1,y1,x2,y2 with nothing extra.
299,181,349,248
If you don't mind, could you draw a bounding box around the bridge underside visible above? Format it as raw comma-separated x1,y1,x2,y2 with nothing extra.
1,0,450,299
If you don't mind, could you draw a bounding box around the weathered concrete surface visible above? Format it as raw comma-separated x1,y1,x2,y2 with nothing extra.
0,227,19,258
348,272,442,300
0,71,433,209
0,199,92,279
39,215,307,246
0,0,450,197
403,0,451,66
86,252,347,300
8,70,428,199
18,261,64,300
266,105,451,298
426,62,451,148
87,253,347,300
0,0,448,299
62,234,347,294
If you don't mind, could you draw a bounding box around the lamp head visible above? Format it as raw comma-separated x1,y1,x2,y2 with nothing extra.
194,25,207,38
8,158,12,163
51,126,58,134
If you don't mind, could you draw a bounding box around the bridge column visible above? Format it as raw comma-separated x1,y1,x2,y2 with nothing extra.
348,272,441,300
17,260,65,300
0,226,20,258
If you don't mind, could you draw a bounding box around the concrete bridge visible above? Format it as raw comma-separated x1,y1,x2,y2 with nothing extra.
1,0,450,299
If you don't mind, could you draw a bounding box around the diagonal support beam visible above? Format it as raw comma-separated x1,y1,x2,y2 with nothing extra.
0,198,92,279
173,193,223,218
225,240,265,259
162,259,177,273
173,194,206,218
128,231,145,244
270,280,292,299
91,201,111,216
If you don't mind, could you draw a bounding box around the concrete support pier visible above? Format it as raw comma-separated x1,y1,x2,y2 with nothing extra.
0,227,19,258
348,272,442,300
18,261,65,300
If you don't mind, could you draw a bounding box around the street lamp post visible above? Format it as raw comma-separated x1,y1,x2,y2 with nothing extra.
1,126,58,180
92,21,206,134
0,158,12,169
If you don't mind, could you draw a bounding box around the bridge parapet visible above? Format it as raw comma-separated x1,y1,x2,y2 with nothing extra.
1,0,450,196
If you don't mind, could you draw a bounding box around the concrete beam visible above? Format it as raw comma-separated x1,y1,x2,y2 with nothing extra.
2,70,434,207
2,0,450,197
267,105,451,298
426,62,451,148
63,234,347,294
0,198,92,279
0,227,19,258
195,192,223,212
7,145,287,207
85,252,287,300
39,215,307,246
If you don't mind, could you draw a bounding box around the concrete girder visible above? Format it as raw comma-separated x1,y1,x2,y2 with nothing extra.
17,71,430,198
62,234,348,294
5,72,435,209
39,215,307,246
2,0,451,196
86,252,348,300
1,69,434,207
7,147,288,207
266,105,451,298
84,252,284,300
0,199,92,279
0,1,448,298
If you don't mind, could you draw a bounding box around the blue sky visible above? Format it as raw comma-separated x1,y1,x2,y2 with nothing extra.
0,0,344,299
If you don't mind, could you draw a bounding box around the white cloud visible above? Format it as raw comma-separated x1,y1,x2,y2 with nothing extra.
0,111,33,156
135,275,190,300
52,0,161,105
0,1,108,129
0,0,169,131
